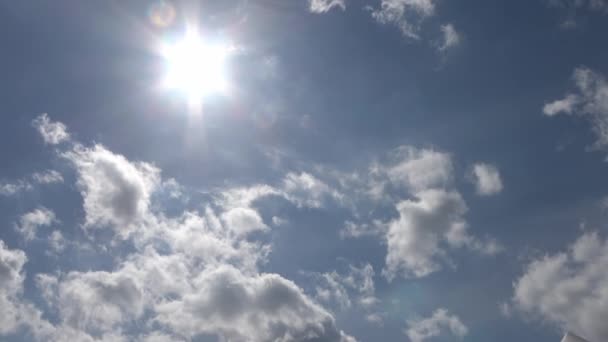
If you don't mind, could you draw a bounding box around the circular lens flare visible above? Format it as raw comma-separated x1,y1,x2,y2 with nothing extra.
161,30,231,105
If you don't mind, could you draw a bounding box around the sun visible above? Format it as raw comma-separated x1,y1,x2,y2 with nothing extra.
161,30,231,104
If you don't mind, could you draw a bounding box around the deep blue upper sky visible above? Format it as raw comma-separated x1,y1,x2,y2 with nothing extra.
1,1,608,342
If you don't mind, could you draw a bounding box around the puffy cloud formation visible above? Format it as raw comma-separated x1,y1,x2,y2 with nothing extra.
309,0,346,13
15,207,56,241
512,232,608,342
544,67,608,149
470,163,503,196
32,113,70,145
64,144,160,236
405,308,468,342
383,189,492,279
369,0,435,39
369,146,452,198
155,265,354,342
0,115,356,342
283,172,345,208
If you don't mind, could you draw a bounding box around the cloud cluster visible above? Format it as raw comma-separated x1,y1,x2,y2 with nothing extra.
350,146,502,280
544,67,608,150
405,308,468,342
0,115,356,342
512,231,608,342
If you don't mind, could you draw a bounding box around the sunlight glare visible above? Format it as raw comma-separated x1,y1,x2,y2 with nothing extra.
161,30,231,104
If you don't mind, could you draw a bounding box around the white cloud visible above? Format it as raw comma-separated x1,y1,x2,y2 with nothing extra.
32,113,70,145
282,172,345,208
309,0,346,13
64,144,160,236
154,264,355,342
0,180,32,196
383,189,499,280
470,163,503,196
369,0,435,39
512,231,608,342
0,170,63,197
370,146,453,196
32,169,64,184
311,263,378,311
543,94,580,116
48,230,67,254
405,308,468,342
221,207,268,236
438,23,461,51
15,207,56,241
544,67,608,149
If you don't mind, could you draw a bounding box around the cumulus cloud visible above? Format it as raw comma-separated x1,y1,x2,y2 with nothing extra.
438,23,461,51
64,144,160,236
512,231,608,342
544,67,608,149
370,146,453,197
155,265,354,342
405,308,468,342
369,0,435,39
15,207,56,241
470,163,503,196
283,172,345,208
309,0,346,13
383,189,499,279
32,113,70,145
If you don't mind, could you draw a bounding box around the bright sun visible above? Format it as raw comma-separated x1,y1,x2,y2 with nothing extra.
161,30,231,103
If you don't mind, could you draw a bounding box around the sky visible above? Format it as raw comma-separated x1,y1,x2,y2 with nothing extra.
2,0,608,341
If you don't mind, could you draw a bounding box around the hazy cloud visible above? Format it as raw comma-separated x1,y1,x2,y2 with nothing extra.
32,113,70,145
405,308,468,342
470,163,503,196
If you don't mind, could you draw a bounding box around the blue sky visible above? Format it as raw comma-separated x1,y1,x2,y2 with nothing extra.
2,1,608,341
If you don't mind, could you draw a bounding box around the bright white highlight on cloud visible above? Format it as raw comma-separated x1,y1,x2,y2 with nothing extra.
31,113,70,145
161,30,232,104
470,163,503,196
512,231,608,342
309,0,346,13
405,308,468,342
